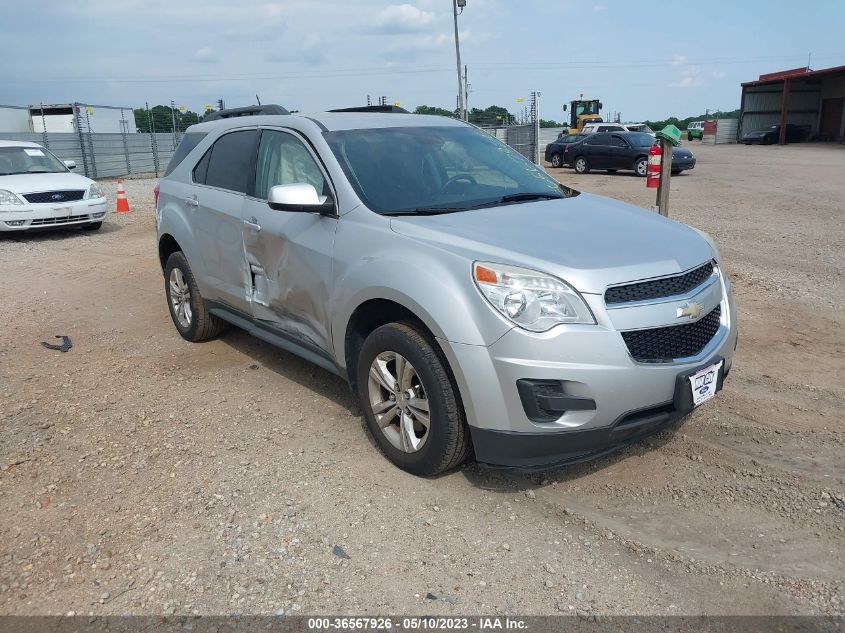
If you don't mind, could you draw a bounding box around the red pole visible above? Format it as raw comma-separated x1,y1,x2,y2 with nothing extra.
779,79,790,145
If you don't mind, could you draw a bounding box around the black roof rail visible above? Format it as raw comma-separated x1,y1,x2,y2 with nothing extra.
328,105,410,114
203,104,289,121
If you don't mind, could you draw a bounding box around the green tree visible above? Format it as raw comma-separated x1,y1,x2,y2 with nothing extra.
467,105,515,126
644,109,739,131
133,105,202,133
539,118,564,128
414,105,458,118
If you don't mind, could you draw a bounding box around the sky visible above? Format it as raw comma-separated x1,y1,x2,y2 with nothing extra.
1,0,843,122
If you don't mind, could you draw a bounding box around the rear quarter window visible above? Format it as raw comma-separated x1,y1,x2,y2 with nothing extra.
164,132,207,177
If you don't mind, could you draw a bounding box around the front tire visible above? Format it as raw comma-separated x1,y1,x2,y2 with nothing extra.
164,251,226,342
574,156,590,174
550,153,562,168
82,221,102,231
357,321,470,476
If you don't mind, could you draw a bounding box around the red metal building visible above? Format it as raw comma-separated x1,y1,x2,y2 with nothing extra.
739,64,845,144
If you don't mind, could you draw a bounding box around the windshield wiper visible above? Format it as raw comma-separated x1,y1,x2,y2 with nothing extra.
385,206,473,216
497,192,565,203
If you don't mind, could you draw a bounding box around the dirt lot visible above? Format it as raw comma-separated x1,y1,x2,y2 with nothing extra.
0,142,843,616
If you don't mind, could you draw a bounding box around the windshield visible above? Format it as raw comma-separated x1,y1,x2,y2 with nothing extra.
325,126,571,214
574,101,600,116
627,133,657,147
0,146,67,175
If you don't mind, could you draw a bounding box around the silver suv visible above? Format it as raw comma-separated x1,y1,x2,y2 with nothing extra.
155,110,737,475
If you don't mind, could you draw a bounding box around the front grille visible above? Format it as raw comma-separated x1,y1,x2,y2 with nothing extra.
606,262,714,305
622,305,721,363
30,214,91,226
22,190,85,204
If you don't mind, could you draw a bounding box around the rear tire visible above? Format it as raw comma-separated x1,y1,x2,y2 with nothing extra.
574,156,590,174
357,321,470,476
687,133,693,141
82,222,102,231
672,169,683,176
164,251,226,342
550,153,562,168
634,157,647,177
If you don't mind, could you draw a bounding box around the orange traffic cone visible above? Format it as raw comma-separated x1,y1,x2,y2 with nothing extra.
115,178,131,214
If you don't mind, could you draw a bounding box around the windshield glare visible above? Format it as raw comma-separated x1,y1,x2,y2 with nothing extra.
0,146,67,175
326,126,568,214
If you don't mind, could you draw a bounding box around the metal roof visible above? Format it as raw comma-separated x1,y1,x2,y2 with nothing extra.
0,140,42,148
742,64,845,87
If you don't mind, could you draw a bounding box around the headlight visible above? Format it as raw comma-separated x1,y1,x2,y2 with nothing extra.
86,182,105,199
473,262,595,332
691,227,722,263
0,189,24,206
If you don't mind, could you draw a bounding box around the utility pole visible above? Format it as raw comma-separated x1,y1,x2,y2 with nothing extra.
463,64,469,119
452,0,466,120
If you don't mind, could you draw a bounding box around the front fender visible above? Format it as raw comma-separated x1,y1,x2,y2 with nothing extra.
330,214,513,369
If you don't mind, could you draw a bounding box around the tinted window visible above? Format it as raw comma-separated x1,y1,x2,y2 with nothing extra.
626,133,656,147
585,134,608,145
255,130,327,200
193,148,211,184
204,130,260,194
609,135,628,147
164,132,207,177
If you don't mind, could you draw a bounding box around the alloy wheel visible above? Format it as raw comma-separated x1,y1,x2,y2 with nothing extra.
169,268,193,329
367,351,430,453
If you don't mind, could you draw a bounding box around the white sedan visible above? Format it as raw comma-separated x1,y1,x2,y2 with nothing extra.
0,140,108,231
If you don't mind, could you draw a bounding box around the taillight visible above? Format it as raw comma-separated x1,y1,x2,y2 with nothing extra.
153,183,160,208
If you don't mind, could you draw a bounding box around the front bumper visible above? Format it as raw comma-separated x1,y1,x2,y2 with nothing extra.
0,198,109,231
438,272,737,469
672,157,696,171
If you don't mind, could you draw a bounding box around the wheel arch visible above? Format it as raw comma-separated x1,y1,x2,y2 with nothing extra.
158,233,182,272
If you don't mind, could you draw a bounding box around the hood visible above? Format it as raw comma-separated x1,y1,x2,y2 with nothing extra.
0,171,93,194
744,130,768,137
389,193,714,295
672,147,693,157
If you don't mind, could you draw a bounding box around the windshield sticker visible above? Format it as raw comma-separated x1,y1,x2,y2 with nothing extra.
24,149,45,157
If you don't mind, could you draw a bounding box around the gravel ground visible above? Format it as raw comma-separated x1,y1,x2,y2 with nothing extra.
0,142,842,616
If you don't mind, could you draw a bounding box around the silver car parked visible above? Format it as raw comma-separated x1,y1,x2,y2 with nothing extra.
155,109,737,475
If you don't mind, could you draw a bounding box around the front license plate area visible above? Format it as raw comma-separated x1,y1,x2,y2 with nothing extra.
673,357,724,413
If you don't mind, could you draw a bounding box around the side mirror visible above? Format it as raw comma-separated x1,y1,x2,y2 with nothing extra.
64,160,76,170
562,104,568,112
267,183,335,215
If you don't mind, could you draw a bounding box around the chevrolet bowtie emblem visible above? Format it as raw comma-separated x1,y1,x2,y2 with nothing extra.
677,302,704,319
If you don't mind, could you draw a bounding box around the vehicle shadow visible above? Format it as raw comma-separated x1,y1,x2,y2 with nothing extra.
215,326,683,484
460,422,682,490
0,221,121,243
217,327,357,411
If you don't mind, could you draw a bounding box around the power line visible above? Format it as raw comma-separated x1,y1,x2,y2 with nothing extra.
2,53,841,85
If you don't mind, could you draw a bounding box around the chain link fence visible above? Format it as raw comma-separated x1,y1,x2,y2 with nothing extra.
478,92,539,163
2,93,542,179
0,102,201,179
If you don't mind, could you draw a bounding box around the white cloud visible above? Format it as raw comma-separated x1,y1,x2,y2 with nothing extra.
671,54,687,66
192,46,218,64
670,74,703,88
712,70,727,79
367,3,436,34
265,34,327,65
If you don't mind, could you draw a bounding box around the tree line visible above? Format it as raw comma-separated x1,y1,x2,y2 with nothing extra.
133,105,205,133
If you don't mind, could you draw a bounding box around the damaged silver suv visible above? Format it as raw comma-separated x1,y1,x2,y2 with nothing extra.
155,108,737,475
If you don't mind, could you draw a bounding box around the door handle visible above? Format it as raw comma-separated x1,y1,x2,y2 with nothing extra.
185,196,199,208
243,217,261,232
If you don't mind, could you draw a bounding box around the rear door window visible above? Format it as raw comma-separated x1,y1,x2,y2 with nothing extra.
164,132,207,176
609,135,628,147
204,130,260,194
586,134,609,145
